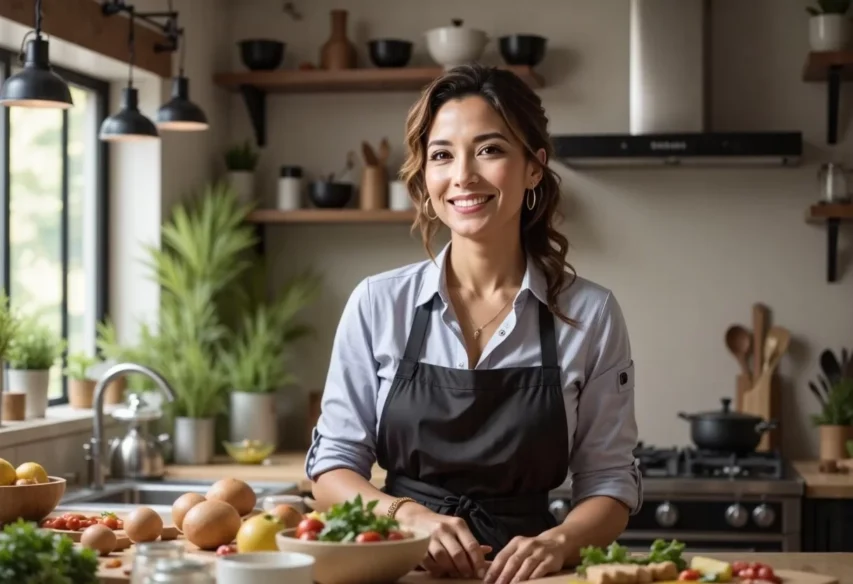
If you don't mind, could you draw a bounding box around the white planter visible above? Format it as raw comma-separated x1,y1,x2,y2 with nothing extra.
226,170,255,205
6,369,50,418
810,14,850,51
230,391,279,447
173,417,215,465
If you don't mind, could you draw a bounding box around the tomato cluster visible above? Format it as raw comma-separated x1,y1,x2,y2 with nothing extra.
39,512,123,532
294,517,408,543
216,544,237,556
731,561,780,583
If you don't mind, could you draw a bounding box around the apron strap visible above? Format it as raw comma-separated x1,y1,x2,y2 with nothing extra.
398,297,434,380
537,301,558,368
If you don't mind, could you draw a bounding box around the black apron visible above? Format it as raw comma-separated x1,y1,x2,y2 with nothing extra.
376,296,570,557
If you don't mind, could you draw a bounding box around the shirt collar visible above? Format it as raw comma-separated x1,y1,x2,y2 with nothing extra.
416,242,550,307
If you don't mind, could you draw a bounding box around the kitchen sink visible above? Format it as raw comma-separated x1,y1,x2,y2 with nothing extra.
61,478,299,507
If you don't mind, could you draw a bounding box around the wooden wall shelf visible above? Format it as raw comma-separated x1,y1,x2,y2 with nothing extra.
213,65,544,146
247,209,416,224
802,51,853,144
805,203,853,283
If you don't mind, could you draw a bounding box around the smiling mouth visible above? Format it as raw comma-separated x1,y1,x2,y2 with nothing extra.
448,195,495,208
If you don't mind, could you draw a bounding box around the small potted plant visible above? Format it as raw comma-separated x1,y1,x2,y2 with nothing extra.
64,352,99,409
224,140,260,205
811,378,853,461
0,290,19,394
6,318,65,418
807,0,852,51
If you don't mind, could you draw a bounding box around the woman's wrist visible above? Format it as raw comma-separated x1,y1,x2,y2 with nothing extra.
393,499,432,524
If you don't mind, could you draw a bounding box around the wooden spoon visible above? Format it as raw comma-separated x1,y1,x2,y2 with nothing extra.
761,325,791,376
725,325,752,382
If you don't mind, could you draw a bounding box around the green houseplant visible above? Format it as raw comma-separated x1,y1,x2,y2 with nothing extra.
0,290,20,395
6,317,65,418
812,379,853,461
807,0,852,51
224,140,260,205
63,352,99,409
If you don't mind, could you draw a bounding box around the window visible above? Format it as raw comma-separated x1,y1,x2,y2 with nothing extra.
0,48,109,405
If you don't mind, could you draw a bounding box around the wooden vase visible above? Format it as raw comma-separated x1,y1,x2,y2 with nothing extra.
320,9,357,70
819,424,852,461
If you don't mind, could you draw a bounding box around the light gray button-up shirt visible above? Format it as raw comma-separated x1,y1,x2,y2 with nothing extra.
305,242,643,514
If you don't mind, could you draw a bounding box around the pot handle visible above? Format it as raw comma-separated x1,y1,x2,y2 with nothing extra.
755,419,778,433
677,412,694,421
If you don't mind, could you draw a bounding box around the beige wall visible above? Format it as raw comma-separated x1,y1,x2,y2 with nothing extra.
223,0,853,459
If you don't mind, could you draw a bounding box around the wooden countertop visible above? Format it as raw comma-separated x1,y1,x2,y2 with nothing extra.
792,461,853,499
164,451,386,493
97,551,852,583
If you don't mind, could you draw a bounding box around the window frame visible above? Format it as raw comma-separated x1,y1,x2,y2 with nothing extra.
0,46,111,407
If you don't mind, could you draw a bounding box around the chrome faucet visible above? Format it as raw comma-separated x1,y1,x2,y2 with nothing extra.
88,362,176,490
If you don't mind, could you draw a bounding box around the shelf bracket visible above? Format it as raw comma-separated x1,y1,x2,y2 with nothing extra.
239,85,267,147
254,222,266,255
827,217,840,283
827,65,842,144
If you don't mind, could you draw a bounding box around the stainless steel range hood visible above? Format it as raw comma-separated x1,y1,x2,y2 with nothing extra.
552,0,802,168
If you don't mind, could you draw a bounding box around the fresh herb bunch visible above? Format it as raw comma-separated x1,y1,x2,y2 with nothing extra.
811,379,853,426
578,539,686,574
806,0,851,15
63,352,98,381
0,519,99,584
317,494,400,542
7,317,66,370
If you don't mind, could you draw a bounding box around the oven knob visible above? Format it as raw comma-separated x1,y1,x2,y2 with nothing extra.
725,503,749,528
549,500,570,522
655,502,678,527
752,503,776,528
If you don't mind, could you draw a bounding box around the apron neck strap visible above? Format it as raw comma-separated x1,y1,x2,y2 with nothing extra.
537,301,558,368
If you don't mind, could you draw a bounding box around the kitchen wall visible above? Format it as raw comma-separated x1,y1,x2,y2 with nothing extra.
224,0,853,459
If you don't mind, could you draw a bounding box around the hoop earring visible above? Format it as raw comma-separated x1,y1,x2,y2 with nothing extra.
423,198,438,221
526,187,538,211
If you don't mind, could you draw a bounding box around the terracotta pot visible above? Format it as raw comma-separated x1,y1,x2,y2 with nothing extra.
320,10,357,70
69,379,96,409
103,376,126,405
819,424,852,461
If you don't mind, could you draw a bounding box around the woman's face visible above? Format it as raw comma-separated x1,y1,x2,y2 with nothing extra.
424,95,545,242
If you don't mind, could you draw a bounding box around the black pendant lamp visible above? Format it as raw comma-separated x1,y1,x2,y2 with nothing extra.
0,0,73,109
157,31,208,132
100,7,159,142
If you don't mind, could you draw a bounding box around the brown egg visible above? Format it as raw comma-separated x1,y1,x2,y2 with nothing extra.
181,499,242,550
171,492,206,531
205,478,256,516
124,506,164,543
80,524,117,556
269,504,304,529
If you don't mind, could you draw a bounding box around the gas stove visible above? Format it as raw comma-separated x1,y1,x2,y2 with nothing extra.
548,443,805,553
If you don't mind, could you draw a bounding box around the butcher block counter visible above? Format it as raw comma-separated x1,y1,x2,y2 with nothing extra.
96,551,852,583
792,461,853,499
164,451,386,492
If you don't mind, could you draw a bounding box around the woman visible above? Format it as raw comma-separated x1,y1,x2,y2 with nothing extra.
305,64,642,584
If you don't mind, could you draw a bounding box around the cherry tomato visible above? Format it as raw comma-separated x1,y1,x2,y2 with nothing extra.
51,518,67,530
356,531,382,543
757,567,775,580
740,568,756,579
386,530,405,541
295,517,324,538
298,531,318,541
102,517,119,530
751,562,766,570
66,517,81,531
732,561,749,573
678,569,701,581
216,544,237,556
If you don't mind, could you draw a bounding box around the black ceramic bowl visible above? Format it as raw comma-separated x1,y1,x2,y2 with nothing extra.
368,39,413,68
239,39,285,71
310,181,353,208
498,35,547,67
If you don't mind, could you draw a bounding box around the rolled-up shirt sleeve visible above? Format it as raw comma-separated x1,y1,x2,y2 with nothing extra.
305,278,379,482
568,291,643,515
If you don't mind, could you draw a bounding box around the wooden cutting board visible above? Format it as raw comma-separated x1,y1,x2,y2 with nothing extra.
43,509,180,552
397,570,840,584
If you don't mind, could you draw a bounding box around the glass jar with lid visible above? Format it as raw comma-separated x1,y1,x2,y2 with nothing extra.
143,559,214,584
130,541,185,584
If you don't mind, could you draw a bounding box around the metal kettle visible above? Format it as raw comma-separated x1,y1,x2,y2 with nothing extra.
108,393,172,480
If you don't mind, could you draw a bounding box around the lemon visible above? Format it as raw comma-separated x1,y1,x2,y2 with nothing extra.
0,459,16,486
16,462,48,484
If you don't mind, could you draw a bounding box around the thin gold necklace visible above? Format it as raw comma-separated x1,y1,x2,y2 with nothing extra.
455,292,514,339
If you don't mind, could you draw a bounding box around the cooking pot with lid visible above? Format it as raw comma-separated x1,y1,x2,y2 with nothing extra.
678,398,777,453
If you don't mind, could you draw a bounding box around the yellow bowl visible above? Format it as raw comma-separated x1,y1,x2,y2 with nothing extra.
275,527,431,584
222,440,275,464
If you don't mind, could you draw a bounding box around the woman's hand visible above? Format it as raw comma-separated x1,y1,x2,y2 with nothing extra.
484,535,565,584
397,505,489,579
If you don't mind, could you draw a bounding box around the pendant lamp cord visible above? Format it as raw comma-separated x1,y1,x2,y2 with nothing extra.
165,0,185,77
127,7,135,89
34,0,43,38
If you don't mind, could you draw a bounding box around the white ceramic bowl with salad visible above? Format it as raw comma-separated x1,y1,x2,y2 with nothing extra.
274,495,430,584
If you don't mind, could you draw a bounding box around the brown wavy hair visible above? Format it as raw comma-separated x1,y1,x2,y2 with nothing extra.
399,63,578,326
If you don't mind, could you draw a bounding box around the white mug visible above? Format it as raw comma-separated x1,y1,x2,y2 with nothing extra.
389,180,412,211
216,552,314,584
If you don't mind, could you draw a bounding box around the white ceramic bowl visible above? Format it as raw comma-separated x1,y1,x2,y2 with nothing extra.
425,21,489,68
275,528,431,584
216,552,314,584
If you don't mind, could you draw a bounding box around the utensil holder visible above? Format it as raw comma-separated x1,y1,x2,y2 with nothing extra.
2,393,26,421
740,372,781,452
359,166,388,210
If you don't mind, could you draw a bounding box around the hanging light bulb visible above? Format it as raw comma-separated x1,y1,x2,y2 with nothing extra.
0,0,73,109
100,7,159,142
157,28,208,132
